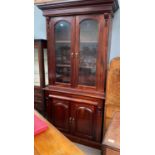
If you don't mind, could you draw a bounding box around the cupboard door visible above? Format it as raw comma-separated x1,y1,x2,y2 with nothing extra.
50,98,70,133
49,17,75,86
75,16,100,88
71,103,95,140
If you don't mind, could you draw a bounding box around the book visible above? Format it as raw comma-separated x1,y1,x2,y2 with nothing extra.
34,114,48,136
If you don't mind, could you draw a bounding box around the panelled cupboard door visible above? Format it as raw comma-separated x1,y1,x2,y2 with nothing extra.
71,102,95,140
48,17,76,87
49,98,70,133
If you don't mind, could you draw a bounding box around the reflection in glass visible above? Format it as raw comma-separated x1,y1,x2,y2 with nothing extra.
43,49,48,85
78,19,98,86
34,48,40,86
55,21,71,83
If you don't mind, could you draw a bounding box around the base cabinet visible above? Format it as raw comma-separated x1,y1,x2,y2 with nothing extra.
46,94,103,143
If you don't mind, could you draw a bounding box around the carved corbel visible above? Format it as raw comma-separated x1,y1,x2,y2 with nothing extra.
104,13,113,26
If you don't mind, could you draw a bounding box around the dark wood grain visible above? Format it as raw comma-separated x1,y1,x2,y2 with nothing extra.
36,0,119,16
35,0,118,148
46,93,103,142
51,98,70,133
71,102,95,140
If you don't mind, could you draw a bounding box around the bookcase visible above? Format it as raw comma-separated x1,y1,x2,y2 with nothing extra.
35,0,119,148
34,39,48,114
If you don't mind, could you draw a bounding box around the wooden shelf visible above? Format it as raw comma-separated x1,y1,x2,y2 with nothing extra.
56,59,96,71
80,66,96,69
56,64,95,69
56,41,70,43
56,64,70,68
55,41,98,43
80,41,98,43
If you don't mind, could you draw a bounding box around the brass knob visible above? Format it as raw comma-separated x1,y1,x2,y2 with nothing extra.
75,53,79,58
71,53,74,57
72,118,75,121
69,117,72,123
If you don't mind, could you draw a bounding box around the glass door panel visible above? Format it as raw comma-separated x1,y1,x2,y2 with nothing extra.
55,21,71,84
34,48,40,86
43,48,48,86
78,19,98,86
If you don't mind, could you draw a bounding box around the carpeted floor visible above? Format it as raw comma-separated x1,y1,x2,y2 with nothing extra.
75,143,101,155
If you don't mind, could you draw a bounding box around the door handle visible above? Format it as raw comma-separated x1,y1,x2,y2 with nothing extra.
72,117,75,122
71,53,74,58
75,52,78,58
69,117,75,124
69,117,72,124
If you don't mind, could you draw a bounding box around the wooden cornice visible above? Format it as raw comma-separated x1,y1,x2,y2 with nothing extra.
35,0,119,16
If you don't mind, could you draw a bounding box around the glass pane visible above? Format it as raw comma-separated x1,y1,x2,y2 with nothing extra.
78,19,98,86
43,48,48,85
55,21,71,83
34,48,40,86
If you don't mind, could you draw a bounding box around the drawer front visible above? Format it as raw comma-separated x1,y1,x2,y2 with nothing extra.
34,88,42,95
34,96,42,103
34,88,44,114
34,101,43,112
44,89,104,106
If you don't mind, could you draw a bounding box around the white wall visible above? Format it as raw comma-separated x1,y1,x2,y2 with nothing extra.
34,5,46,39
34,6,120,60
110,9,120,60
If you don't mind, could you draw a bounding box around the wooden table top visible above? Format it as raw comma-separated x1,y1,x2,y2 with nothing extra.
34,111,85,155
34,0,62,4
103,112,120,150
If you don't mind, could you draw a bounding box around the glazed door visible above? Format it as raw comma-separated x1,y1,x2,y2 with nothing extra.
49,97,70,133
34,45,40,86
75,15,100,89
48,17,75,87
71,102,95,140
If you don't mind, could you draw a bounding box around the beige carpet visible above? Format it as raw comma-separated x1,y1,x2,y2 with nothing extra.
75,143,101,155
